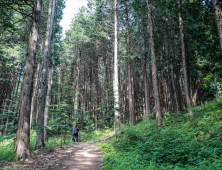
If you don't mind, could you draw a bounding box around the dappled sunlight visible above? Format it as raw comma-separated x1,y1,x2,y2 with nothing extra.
75,151,98,158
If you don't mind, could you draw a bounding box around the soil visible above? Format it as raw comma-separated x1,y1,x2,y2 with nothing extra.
2,143,102,170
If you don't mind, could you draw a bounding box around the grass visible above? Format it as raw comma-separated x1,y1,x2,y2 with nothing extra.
79,128,114,142
0,131,74,161
0,127,114,162
0,134,16,162
100,98,222,170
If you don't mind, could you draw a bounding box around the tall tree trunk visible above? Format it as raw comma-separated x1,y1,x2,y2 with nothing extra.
146,0,162,126
172,48,184,111
142,12,151,121
43,65,53,142
15,0,42,160
167,42,177,113
44,0,57,142
73,45,82,117
128,61,135,125
104,56,111,126
126,3,135,126
178,0,193,117
30,61,41,127
214,66,219,101
113,0,120,131
212,0,222,51
36,0,55,149
95,43,99,130
159,73,166,112
123,62,128,124
89,52,93,120
143,61,151,120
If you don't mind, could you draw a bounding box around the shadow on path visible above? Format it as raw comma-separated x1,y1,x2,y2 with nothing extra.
3,143,102,170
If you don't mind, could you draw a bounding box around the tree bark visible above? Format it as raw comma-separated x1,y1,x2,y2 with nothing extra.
125,2,135,126
113,0,120,131
178,0,193,117
212,0,222,51
15,0,42,160
36,0,55,149
95,43,99,130
89,52,93,120
167,43,177,113
143,62,151,120
73,44,82,117
142,12,151,120
214,66,219,101
174,68,184,111
146,0,162,126
44,0,57,142
30,62,41,127
128,61,135,125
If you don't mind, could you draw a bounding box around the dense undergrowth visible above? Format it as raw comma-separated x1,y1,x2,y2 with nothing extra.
100,98,222,170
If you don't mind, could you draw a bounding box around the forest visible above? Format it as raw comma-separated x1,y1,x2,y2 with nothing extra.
1,0,222,169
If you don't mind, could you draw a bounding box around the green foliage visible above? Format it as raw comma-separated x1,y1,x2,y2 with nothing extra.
100,98,222,169
0,130,74,161
0,134,16,161
81,128,114,142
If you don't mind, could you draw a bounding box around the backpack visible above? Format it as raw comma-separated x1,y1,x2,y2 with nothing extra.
74,127,78,135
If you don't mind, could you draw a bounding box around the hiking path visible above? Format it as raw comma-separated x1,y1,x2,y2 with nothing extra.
2,143,103,170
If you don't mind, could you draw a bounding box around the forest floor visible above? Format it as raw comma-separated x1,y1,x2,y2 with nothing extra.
2,142,103,170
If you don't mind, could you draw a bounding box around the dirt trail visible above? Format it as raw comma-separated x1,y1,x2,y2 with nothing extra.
3,143,102,170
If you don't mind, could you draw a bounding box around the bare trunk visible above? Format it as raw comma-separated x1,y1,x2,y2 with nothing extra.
144,61,151,120
123,62,128,124
44,0,57,142
114,0,120,131
168,66,177,113
146,0,162,126
174,61,184,111
36,0,55,149
43,64,53,142
166,40,177,113
15,0,42,160
128,61,135,125
212,0,222,51
89,52,93,120
95,43,99,130
178,0,193,116
125,2,135,126
73,45,82,118
214,67,219,101
192,87,199,105
30,62,41,127
142,13,151,120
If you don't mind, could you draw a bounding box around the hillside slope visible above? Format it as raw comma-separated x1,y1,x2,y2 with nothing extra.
100,99,222,170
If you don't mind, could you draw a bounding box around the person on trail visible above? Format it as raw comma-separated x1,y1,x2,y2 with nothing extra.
73,125,79,142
